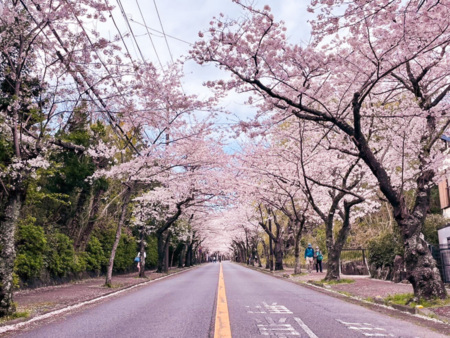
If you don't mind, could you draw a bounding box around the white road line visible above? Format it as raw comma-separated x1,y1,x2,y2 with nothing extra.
293,317,319,338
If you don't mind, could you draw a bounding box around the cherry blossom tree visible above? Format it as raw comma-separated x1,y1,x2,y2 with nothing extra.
192,0,449,299
0,0,126,316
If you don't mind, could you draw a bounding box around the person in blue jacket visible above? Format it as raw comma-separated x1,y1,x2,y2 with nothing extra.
304,243,314,273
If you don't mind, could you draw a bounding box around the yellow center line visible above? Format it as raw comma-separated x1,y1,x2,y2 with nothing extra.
214,263,232,338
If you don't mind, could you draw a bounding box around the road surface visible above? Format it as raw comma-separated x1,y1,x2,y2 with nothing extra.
12,262,448,337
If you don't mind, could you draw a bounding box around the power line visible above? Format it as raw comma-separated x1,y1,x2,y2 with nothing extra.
129,18,192,46
104,0,137,68
136,0,163,69
152,0,174,63
116,0,146,63
20,0,141,155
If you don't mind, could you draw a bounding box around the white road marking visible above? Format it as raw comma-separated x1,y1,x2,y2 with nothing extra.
337,319,395,337
293,317,319,338
257,317,300,336
247,305,267,314
263,302,293,314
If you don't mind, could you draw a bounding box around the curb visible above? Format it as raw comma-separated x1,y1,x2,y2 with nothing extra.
302,281,450,326
0,266,198,335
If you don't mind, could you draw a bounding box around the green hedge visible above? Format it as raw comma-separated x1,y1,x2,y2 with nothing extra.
367,232,403,268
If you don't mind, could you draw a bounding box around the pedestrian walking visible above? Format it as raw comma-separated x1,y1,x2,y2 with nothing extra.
304,243,314,273
135,251,146,273
314,246,323,273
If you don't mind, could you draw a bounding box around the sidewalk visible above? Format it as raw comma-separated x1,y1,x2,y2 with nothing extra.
263,266,450,325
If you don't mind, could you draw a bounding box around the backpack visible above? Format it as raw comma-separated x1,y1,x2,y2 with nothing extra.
317,252,323,261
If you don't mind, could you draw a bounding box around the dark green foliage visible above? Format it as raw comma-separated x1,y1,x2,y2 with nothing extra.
423,214,446,247
15,217,47,280
429,185,441,215
46,232,76,277
368,232,403,268
0,135,13,169
96,226,137,273
145,235,158,269
113,234,137,272
85,236,107,273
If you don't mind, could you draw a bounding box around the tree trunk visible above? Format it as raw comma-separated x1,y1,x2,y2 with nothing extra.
189,242,196,266
403,226,446,300
170,247,175,269
185,242,192,268
0,191,23,316
269,220,274,271
75,186,106,252
105,188,131,286
261,240,270,269
325,201,360,281
293,220,305,275
163,232,171,273
178,243,186,268
255,242,262,268
355,127,446,299
294,239,301,275
274,239,284,271
138,231,146,278
69,186,92,246
156,232,165,273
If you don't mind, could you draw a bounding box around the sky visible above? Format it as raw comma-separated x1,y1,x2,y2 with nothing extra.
101,0,314,129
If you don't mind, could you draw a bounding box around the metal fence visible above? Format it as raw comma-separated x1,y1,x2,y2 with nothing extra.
340,248,370,275
431,244,450,283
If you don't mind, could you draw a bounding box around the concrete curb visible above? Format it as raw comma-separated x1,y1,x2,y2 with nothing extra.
303,281,450,326
0,266,198,335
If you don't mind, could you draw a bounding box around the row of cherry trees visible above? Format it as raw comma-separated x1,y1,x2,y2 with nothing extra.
192,0,449,300
1,0,448,318
0,0,227,316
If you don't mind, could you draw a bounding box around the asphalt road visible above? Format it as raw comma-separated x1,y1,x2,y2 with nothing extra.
223,263,447,338
12,262,449,337
15,264,219,338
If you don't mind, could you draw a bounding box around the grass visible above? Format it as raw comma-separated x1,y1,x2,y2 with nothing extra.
291,273,308,277
384,293,450,308
0,311,29,324
321,278,355,285
338,291,352,297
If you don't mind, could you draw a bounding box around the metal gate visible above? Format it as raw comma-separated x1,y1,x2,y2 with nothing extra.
433,244,450,283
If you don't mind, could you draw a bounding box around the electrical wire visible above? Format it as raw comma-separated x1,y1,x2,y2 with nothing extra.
20,0,141,155
136,0,163,69
152,0,174,63
116,0,146,63
129,18,192,46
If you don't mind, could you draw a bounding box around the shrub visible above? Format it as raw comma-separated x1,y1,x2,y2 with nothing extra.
46,232,76,277
85,236,107,273
113,233,137,272
368,232,403,268
145,235,158,269
15,217,47,280
96,226,137,273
